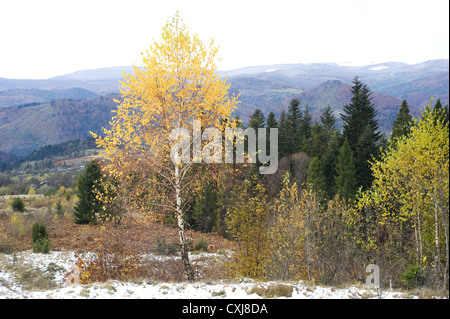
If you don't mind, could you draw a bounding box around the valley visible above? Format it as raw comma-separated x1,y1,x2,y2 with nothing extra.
0,59,448,160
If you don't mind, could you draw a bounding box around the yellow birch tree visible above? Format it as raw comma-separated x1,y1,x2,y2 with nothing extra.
93,15,239,281
358,105,449,291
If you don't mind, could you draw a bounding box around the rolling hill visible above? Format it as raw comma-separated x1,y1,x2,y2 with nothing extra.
0,95,117,157
0,87,98,108
0,60,448,158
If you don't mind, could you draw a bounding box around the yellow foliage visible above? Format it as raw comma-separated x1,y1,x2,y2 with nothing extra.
10,212,25,239
93,14,239,221
357,104,449,265
227,178,269,279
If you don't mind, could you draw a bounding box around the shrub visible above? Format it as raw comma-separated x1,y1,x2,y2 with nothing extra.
195,236,209,252
73,244,142,283
0,223,13,253
11,197,25,213
154,237,178,255
43,186,57,197
401,265,428,289
10,213,25,239
249,283,293,298
31,221,50,253
54,200,63,215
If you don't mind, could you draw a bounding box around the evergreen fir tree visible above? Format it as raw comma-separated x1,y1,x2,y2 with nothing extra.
248,109,266,129
391,100,413,144
287,99,302,154
323,129,341,198
73,159,104,224
355,124,379,190
31,221,50,253
334,139,357,202
248,109,266,170
320,104,336,133
307,156,326,195
299,104,312,150
432,98,448,127
266,112,278,128
278,110,290,158
192,182,217,232
433,98,443,114
303,122,327,158
444,104,449,129
266,111,278,157
341,77,380,191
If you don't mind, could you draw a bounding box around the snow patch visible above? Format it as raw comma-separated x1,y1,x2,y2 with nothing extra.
265,68,277,73
0,250,423,299
369,65,389,71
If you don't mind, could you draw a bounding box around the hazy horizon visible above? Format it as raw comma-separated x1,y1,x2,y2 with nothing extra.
1,58,448,81
1,0,448,80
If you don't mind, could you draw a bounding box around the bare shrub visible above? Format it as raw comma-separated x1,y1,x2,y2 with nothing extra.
249,283,293,298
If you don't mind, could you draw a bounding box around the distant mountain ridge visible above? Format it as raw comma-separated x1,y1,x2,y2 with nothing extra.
0,87,98,108
0,60,448,158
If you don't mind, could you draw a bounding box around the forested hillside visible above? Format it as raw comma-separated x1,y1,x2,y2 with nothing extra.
0,95,117,157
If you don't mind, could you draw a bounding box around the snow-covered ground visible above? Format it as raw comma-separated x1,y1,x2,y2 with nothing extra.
0,250,418,299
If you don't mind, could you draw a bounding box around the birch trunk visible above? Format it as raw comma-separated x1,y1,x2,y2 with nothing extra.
175,164,195,281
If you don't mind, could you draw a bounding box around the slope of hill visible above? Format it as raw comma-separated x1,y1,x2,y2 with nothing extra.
0,95,117,157
1,60,447,99
0,87,98,108
0,60,448,158
228,77,304,119
227,60,448,112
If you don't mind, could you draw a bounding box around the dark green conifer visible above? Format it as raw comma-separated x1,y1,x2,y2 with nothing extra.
334,139,357,202
73,159,104,224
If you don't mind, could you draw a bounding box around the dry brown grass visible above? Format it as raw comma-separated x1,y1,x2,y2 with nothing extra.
0,199,237,283
249,283,294,298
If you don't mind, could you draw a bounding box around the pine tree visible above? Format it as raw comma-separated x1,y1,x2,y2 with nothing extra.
307,156,326,195
322,129,341,198
391,100,412,144
299,105,312,150
432,98,448,127
334,139,357,202
31,221,50,253
73,159,104,224
248,109,266,129
303,122,327,158
247,109,266,171
266,112,278,128
192,182,217,232
320,104,336,133
444,104,449,129
355,124,379,190
341,77,380,191
287,99,302,154
278,110,290,158
266,111,278,158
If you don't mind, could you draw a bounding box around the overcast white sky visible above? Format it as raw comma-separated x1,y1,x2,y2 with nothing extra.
1,0,448,79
